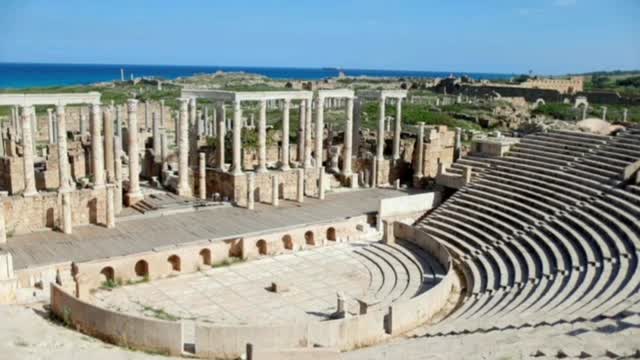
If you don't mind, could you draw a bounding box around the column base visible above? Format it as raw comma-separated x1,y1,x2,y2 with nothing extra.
125,191,144,206
176,186,192,198
22,190,38,197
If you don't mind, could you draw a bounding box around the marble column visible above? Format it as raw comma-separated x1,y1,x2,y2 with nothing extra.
189,98,197,126
582,105,588,120
272,174,279,207
247,173,255,210
454,127,462,161
232,101,243,175
125,99,143,205
217,103,226,170
343,97,354,177
90,104,105,188
257,100,268,173
198,152,206,200
281,99,291,171
304,99,313,168
393,98,402,160
204,106,209,136
211,105,217,138
416,123,425,178
52,113,58,144
602,106,607,121
61,192,72,234
177,99,192,197
197,109,204,136
106,185,115,229
56,104,71,192
371,156,378,188
297,168,304,203
298,100,306,163
114,136,123,214
21,106,38,196
623,108,628,122
104,106,115,183
315,97,325,168
47,108,55,144
30,110,37,153
377,96,386,161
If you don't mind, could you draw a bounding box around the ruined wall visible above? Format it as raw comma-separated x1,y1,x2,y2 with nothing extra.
2,188,108,235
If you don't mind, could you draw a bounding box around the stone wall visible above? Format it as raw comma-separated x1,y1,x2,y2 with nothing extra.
2,188,108,235
50,284,183,356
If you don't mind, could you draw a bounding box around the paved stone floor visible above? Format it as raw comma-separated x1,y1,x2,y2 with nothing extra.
3,188,408,270
93,241,396,325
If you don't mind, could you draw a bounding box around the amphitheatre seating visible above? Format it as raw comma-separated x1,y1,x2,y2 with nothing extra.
413,128,640,338
351,242,440,310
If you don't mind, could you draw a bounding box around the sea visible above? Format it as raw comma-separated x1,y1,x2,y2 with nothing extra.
0,62,513,89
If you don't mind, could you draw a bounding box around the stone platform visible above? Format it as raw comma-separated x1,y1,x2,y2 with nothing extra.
2,188,408,270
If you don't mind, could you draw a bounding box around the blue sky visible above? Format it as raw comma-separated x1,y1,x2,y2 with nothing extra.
0,0,637,75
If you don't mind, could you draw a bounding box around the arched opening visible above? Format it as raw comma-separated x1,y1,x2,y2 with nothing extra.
168,255,181,272
257,240,268,255
327,227,337,241
100,266,114,282
282,235,293,250
200,249,212,266
305,231,315,246
135,260,149,278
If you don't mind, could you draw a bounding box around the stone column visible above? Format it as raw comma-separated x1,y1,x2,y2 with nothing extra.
217,103,226,170
61,192,72,234
377,96,386,161
298,100,306,162
0,198,6,243
232,101,243,175
343,97,354,177
315,97,325,168
582,104,588,120
415,123,425,179
318,167,325,200
144,101,150,130
189,98,197,126
257,100,268,173
116,105,123,152
21,106,38,196
454,127,462,161
52,113,58,144
304,99,313,168
281,99,291,171
602,106,607,121
30,111,37,153
393,98,402,160
160,99,165,128
106,185,115,229
198,152,206,200
204,106,209,136
47,108,55,144
114,136,123,214
372,156,378,188
623,108,628,122
272,174,279,207
177,99,192,197
212,105,217,138
56,104,71,192
152,112,161,162
90,104,105,188
104,106,115,183
247,173,255,210
125,99,143,206
197,109,204,136
297,168,304,203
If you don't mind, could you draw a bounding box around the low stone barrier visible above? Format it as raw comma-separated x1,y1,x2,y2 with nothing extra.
50,283,183,356
247,344,340,360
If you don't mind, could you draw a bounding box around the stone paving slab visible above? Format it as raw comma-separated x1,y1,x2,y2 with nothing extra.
2,188,407,270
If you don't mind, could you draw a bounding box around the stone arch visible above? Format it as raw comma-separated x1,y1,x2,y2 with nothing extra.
200,249,212,266
305,231,315,246
257,239,268,255
100,266,115,282
282,234,293,250
168,255,181,272
326,227,337,241
135,260,149,278
533,98,546,108
574,97,589,109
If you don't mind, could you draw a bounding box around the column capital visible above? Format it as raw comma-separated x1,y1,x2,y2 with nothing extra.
47,108,53,114
90,102,101,112
127,99,139,111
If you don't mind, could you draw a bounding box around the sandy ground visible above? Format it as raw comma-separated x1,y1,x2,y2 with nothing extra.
0,304,179,360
